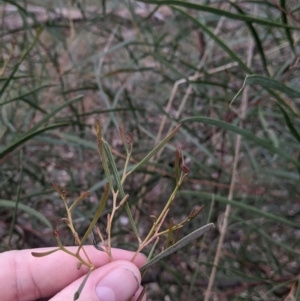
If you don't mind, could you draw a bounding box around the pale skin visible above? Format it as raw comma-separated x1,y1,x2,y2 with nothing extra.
0,246,147,301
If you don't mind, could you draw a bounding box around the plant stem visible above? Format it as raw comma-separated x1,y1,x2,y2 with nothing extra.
143,183,180,244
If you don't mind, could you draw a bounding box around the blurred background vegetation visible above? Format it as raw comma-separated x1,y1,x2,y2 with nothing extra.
1,0,300,300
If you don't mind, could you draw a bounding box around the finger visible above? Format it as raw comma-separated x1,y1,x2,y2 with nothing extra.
0,246,146,301
51,260,147,301
132,286,147,301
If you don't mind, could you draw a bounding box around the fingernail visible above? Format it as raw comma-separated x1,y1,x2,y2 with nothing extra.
96,265,140,301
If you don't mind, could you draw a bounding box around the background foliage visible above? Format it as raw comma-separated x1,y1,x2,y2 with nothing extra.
1,0,300,300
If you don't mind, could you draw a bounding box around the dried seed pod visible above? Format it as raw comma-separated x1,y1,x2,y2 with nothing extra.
181,164,190,174
125,132,134,145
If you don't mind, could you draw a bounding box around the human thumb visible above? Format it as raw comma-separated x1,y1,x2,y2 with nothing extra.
50,260,146,301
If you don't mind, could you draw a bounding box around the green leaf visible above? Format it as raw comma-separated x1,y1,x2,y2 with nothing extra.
278,105,300,144
69,191,90,211
228,2,269,76
61,133,98,150
140,223,214,271
103,142,126,197
0,199,52,229
96,120,113,190
0,123,68,159
2,0,31,16
280,0,295,53
277,104,300,177
32,248,60,257
170,7,251,74
179,191,300,229
0,84,56,108
103,141,141,242
181,116,300,168
28,95,83,133
74,268,93,300
151,52,185,78
128,124,181,175
232,75,300,103
136,0,300,29
147,237,160,263
76,183,110,253
0,27,43,99
233,215,299,256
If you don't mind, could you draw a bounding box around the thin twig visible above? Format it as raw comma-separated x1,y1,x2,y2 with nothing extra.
204,6,256,300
